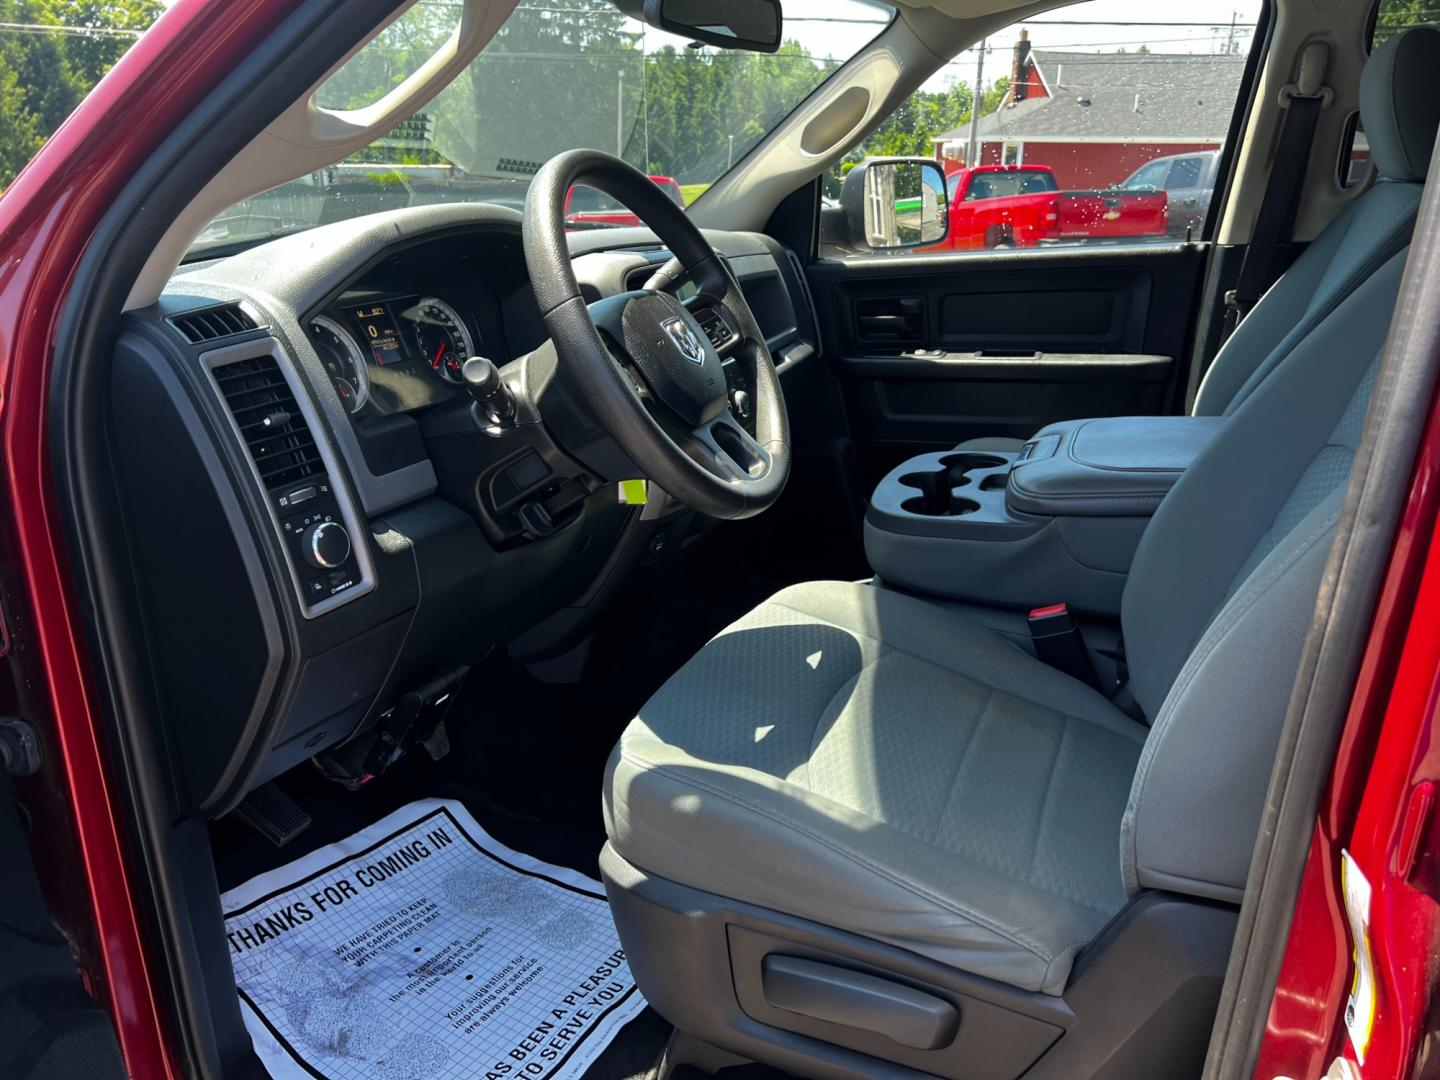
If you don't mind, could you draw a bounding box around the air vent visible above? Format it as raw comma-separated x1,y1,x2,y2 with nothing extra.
212,355,324,491
169,303,258,345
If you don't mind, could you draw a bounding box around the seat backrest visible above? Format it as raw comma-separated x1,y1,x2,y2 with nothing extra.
1190,28,1440,418
1118,233,1409,902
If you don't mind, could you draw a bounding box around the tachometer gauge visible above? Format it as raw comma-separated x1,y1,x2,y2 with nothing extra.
406,297,475,385
311,315,370,415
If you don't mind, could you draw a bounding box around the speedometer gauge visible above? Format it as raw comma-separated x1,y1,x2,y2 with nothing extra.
311,315,369,415
405,297,475,385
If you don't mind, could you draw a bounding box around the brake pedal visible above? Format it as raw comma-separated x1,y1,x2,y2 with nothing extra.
234,782,311,847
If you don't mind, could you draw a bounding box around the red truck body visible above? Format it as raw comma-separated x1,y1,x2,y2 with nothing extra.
564,174,686,229
922,163,1168,251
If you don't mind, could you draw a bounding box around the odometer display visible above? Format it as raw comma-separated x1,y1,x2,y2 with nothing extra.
350,303,405,366
404,296,474,384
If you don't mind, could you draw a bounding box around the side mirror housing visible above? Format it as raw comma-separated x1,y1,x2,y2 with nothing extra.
840,158,950,252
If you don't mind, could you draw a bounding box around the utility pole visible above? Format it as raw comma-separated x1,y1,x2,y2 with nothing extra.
617,67,625,158
965,37,987,168
728,134,735,169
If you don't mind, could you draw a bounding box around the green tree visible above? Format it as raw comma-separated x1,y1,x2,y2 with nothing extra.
638,39,839,183
427,0,643,174
0,0,162,189
823,75,1009,197
0,63,43,185
1373,0,1438,45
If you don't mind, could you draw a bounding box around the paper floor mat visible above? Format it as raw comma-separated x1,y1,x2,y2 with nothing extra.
221,798,646,1079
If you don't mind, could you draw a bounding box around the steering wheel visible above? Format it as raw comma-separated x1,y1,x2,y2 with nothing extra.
523,149,790,520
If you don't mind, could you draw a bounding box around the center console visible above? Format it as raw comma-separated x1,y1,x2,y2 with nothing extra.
865,416,1224,615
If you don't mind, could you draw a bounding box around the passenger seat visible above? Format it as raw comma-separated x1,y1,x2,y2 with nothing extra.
958,27,1440,453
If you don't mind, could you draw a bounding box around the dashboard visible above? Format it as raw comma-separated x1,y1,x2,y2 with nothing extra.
114,203,817,818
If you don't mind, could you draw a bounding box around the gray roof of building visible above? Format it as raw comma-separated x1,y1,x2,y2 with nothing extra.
939,50,1247,143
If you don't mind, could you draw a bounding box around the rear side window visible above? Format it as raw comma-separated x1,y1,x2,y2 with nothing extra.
1167,156,1203,189
1371,0,1434,49
820,0,1262,258
1123,159,1171,190
1338,113,1370,189
964,171,1056,199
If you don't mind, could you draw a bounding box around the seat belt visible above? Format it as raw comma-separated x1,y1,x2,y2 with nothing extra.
1221,42,1332,341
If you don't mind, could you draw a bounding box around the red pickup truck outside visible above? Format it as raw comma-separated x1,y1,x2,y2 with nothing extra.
564,175,686,229
922,163,1168,251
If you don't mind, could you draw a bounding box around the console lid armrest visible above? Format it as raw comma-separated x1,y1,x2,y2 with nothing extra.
1007,416,1226,518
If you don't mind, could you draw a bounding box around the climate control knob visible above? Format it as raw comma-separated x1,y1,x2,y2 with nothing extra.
303,520,351,570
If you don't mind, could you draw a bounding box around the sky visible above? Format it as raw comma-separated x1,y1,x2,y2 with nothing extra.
634,0,1266,90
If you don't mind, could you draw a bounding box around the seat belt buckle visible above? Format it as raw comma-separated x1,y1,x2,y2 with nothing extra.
1028,604,1100,690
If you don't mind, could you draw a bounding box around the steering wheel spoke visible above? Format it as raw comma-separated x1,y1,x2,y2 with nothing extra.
691,412,773,483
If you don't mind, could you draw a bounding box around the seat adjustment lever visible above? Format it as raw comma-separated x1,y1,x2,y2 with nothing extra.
761,955,959,1051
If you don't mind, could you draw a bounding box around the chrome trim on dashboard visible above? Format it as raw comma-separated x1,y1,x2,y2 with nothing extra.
200,336,377,619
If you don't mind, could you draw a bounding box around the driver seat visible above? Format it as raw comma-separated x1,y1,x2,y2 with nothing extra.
599,41,1435,1079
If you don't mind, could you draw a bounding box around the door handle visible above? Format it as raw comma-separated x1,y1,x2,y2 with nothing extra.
858,314,907,332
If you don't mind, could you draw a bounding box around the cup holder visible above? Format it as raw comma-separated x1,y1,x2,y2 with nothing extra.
979,473,1009,492
901,493,982,517
896,453,1008,516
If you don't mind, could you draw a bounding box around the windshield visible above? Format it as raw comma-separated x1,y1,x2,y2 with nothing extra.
192,0,889,256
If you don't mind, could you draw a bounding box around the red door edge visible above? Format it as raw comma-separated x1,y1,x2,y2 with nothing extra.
0,2,299,1075
1254,384,1440,1078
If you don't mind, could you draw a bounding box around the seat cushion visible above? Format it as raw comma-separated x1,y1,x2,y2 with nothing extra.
603,581,1146,995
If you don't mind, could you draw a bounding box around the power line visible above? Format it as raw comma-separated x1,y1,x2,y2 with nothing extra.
1020,18,1258,26
0,21,142,38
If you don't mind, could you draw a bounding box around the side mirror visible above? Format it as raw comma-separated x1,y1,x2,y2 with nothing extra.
641,0,782,53
840,158,950,251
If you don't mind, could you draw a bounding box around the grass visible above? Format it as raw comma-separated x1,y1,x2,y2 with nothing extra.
679,183,711,205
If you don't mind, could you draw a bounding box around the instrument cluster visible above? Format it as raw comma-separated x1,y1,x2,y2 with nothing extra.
308,292,482,416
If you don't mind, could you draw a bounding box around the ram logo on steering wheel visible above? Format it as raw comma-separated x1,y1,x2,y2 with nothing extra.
661,316,706,365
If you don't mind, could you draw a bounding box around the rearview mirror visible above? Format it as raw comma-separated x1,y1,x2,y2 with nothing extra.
840,158,950,251
642,0,783,53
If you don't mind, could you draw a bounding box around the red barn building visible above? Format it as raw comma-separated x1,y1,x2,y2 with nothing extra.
936,33,1248,190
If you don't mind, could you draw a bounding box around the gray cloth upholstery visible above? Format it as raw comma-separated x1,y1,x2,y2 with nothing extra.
1359,26,1440,183
604,581,1145,995
1121,250,1404,722
1192,179,1419,416
1118,330,1387,900
1121,486,1345,902
1188,29,1437,416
